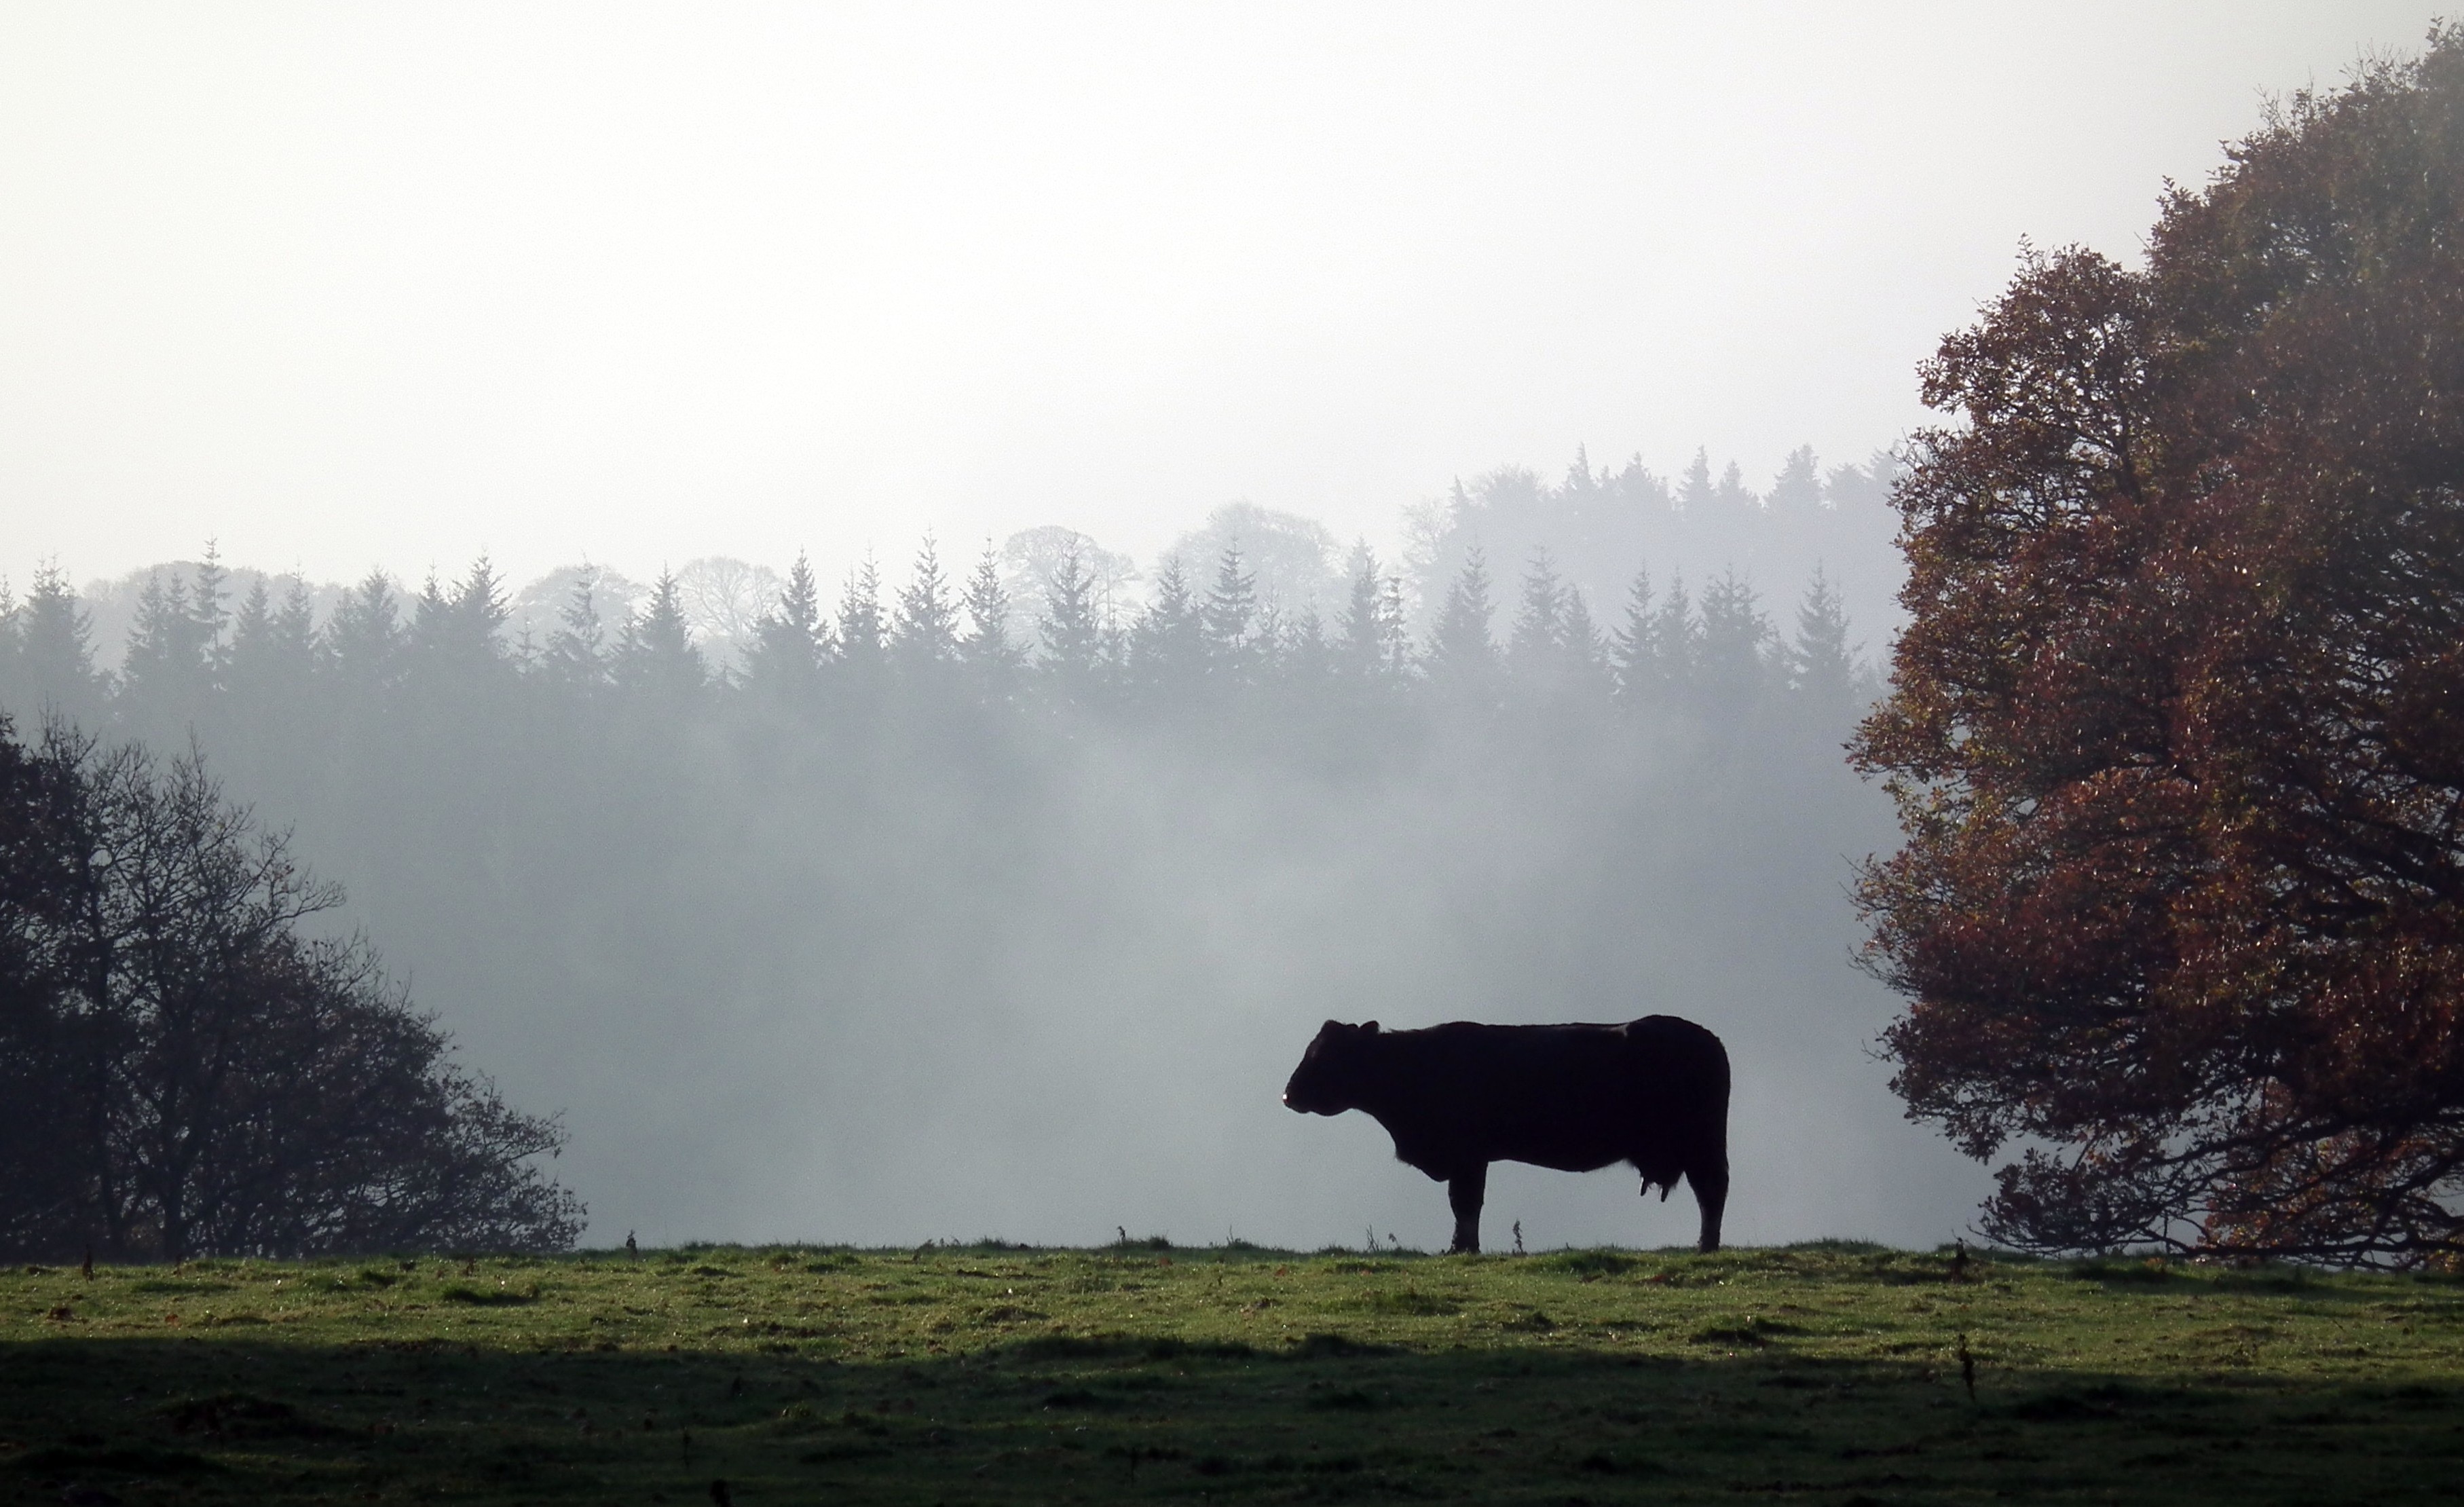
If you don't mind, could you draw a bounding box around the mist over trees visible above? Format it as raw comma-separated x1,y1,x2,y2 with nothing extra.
0,448,1982,1250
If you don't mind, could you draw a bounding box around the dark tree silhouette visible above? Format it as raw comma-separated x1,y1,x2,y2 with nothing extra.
0,722,89,1258
1852,31,2464,1263
0,720,579,1260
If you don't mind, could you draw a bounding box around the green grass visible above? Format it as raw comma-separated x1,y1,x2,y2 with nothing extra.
5,1240,2462,1504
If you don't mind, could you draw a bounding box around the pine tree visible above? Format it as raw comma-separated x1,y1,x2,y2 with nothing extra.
745,553,828,696
274,580,318,667
323,572,403,697
1337,544,1387,682
1768,445,1823,515
1678,449,1715,510
1133,555,1206,695
891,536,962,672
1713,460,1756,510
1649,570,1698,698
5,565,102,724
191,543,229,665
1280,601,1331,685
1378,573,1411,680
1038,540,1108,694
224,579,282,705
837,558,887,684
1788,566,1856,713
1201,544,1258,677
405,559,509,682
1423,548,1497,690
1611,568,1656,702
1696,571,1774,708
119,566,220,729
543,567,614,692
1558,586,1607,693
1507,550,1567,682
614,570,707,700
957,543,1020,680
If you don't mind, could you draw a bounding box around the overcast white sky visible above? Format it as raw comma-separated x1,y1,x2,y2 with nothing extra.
0,2,2438,593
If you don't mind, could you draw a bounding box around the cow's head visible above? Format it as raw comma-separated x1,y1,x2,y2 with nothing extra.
1282,1019,1380,1115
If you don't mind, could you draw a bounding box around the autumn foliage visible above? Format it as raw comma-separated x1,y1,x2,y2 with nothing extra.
1853,32,2464,1263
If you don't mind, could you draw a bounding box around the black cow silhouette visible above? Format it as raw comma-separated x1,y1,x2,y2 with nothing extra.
1282,1016,1730,1253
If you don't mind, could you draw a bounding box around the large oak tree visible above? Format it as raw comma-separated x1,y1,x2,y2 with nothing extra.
1854,32,2464,1263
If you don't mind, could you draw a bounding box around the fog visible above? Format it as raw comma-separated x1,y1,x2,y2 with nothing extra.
4,458,1998,1251
0,5,2435,1252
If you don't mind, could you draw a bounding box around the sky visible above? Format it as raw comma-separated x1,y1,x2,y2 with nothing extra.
0,1,2440,595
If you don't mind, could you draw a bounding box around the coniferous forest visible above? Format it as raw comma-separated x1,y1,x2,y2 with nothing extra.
0,449,1987,1254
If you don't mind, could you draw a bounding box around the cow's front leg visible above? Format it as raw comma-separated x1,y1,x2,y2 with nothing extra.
1446,1163,1489,1254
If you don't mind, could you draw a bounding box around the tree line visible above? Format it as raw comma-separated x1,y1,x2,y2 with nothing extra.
1,536,1869,743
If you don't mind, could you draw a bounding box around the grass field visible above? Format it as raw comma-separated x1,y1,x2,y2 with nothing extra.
4,1240,2460,1505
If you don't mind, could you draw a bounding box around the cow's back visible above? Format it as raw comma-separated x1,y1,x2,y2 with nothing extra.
1375,1016,1725,1176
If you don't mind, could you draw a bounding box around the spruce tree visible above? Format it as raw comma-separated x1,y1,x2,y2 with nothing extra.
1768,445,1823,515
836,558,887,686
1201,544,1258,677
1037,540,1107,694
1507,550,1567,682
1558,586,1607,693
5,565,102,725
1280,601,1331,686
1696,571,1774,709
1679,449,1715,510
956,542,1020,680
614,570,707,700
1648,570,1698,699
1337,544,1386,682
224,579,282,703
744,552,828,695
119,565,221,733
1423,548,1497,690
543,568,614,692
1611,568,1656,702
1788,566,1856,714
1134,555,1206,694
891,536,961,672
324,572,404,698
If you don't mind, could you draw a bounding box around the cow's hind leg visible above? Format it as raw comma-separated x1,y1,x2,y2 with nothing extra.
1686,1149,1729,1253
1446,1164,1488,1254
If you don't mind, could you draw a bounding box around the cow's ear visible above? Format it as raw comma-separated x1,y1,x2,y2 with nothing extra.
1360,1020,1379,1035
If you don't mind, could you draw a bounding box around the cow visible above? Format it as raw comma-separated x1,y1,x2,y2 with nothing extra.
1282,1016,1730,1254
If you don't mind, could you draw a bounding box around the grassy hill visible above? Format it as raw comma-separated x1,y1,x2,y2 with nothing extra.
4,1241,2459,1504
